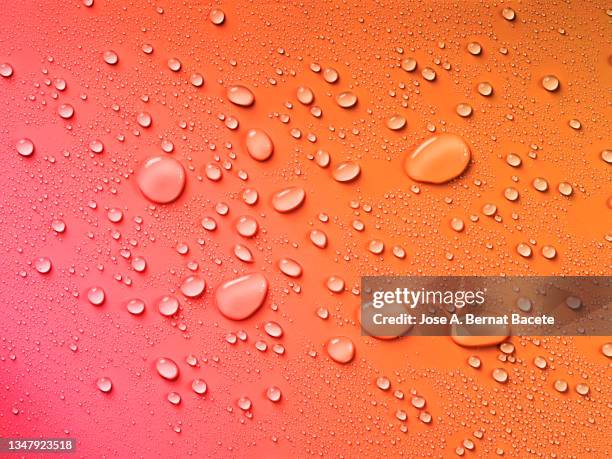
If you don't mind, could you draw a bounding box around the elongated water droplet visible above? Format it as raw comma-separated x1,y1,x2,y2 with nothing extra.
245,129,273,161
404,134,471,184
272,187,305,213
227,85,254,107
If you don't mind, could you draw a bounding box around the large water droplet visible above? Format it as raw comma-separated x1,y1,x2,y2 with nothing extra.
271,187,305,213
96,377,113,393
332,161,361,182
158,295,180,316
404,134,471,184
16,138,34,157
326,337,355,363
245,129,273,161
156,357,179,380
215,273,268,320
137,156,185,204
87,287,105,306
180,276,206,298
227,85,254,107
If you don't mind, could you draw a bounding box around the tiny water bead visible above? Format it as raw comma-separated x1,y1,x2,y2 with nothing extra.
87,287,105,306
180,276,206,298
227,85,254,107
137,156,186,204
332,161,361,182
126,298,145,315
215,273,268,320
158,295,180,316
245,129,273,161
156,357,179,380
404,134,471,184
271,187,305,213
16,138,34,157
326,337,355,363
96,377,113,393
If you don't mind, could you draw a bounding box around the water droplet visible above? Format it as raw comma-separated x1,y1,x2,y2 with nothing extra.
468,355,481,368
516,243,532,258
126,298,145,315
16,138,34,157
492,368,508,383
87,287,105,306
542,75,560,92
156,357,179,380
602,343,612,358
310,229,328,248
368,240,384,254
456,103,473,117
96,377,112,393
506,153,522,167
534,356,547,369
89,139,104,154
234,244,254,262
58,104,74,119
137,156,186,204
227,85,254,107
297,86,314,104
237,397,252,411
326,276,345,293
107,208,123,223
504,187,519,201
52,220,66,233
215,273,268,320
558,182,573,196
167,58,182,72
278,258,302,277
477,82,493,96
190,73,204,87
266,386,282,402
103,50,118,65
387,115,407,130
264,321,283,338
271,187,305,213
136,112,152,128
167,392,181,405
209,8,225,25
236,216,258,237
421,67,436,81
332,161,361,182
336,91,357,108
451,217,465,232
533,177,549,192
467,42,482,55
601,149,612,164
502,7,516,21
0,63,14,77
326,336,355,364
401,58,417,72
180,276,206,298
192,378,207,394
34,257,52,274
404,134,471,184
553,379,568,393
575,383,589,396
541,245,557,259
315,149,331,167
245,129,273,161
158,295,180,316
376,376,391,391
323,67,339,83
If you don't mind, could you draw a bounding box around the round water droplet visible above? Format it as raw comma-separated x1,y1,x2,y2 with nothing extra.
96,377,112,393
336,91,357,108
136,112,152,128
477,82,493,96
103,50,118,65
451,217,465,232
297,86,314,104
158,295,179,316
602,343,612,358
404,134,471,184
209,8,225,25
502,7,516,21
601,149,612,164
422,67,436,81
387,115,406,131
534,356,547,369
126,298,145,315
554,379,568,393
468,355,481,368
467,42,482,55
87,287,105,306
58,104,74,119
492,368,508,383
227,85,254,107
137,156,186,204
326,276,345,293
326,336,355,364
16,138,34,157
167,58,182,72
315,149,331,167
541,245,557,259
34,257,52,274
272,187,305,213
167,392,181,405
516,243,532,258
533,177,549,192
542,75,560,92
401,58,417,72
266,386,282,402
332,161,361,182
575,383,589,396
245,129,273,161
180,276,205,298
323,67,339,83
89,139,104,154
156,357,179,380
190,73,204,87
558,182,573,196
456,103,473,117
215,273,268,320
236,216,258,237
376,376,391,391
278,258,302,277
0,63,14,77
192,378,207,394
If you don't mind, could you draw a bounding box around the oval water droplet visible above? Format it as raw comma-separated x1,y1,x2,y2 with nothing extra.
272,187,305,213
332,161,361,182
215,273,268,320
156,357,179,380
404,134,471,184
245,129,273,161
180,276,205,298
227,85,254,107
